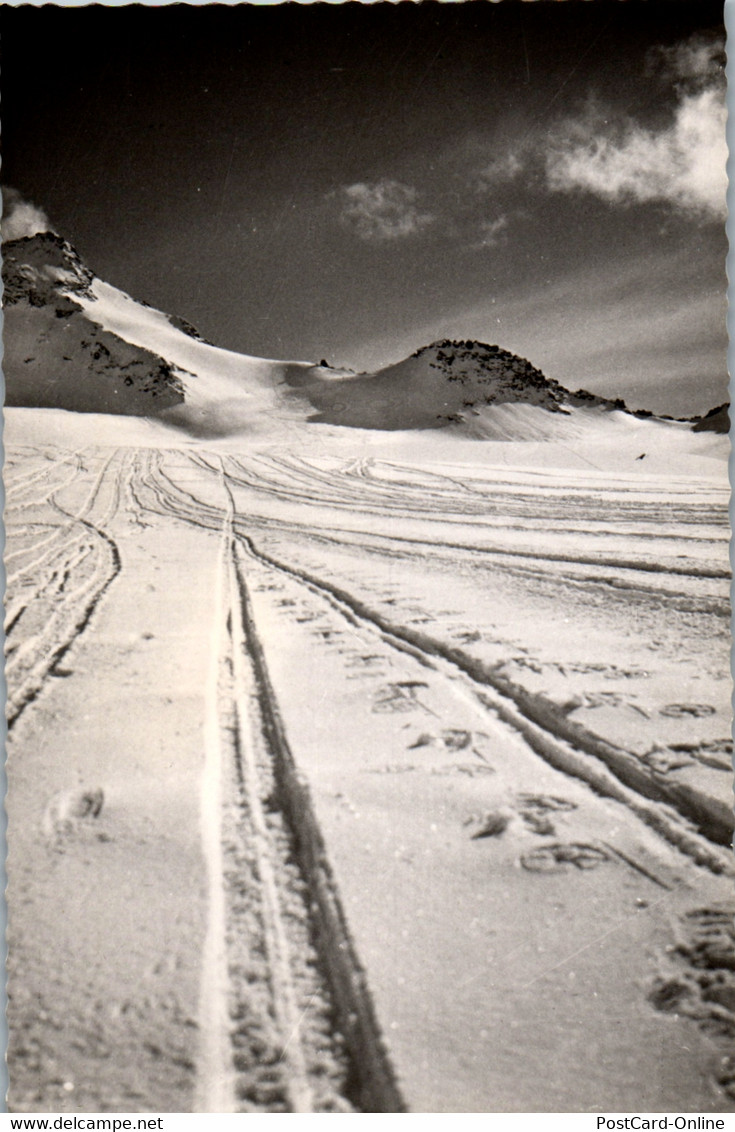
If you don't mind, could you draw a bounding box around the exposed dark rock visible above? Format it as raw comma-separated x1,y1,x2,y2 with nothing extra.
2,231,185,415
167,312,211,344
2,231,95,305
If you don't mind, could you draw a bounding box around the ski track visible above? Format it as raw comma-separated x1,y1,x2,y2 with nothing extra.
194,465,403,1112
212,453,729,586
3,446,402,1112
128,447,732,870
5,449,125,728
6,441,732,1112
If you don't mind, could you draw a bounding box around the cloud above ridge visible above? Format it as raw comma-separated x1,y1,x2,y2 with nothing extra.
1,186,55,242
338,180,434,242
545,33,726,221
472,32,726,225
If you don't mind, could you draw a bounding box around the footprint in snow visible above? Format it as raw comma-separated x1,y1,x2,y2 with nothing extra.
659,703,716,719
466,810,511,839
520,842,608,873
42,786,105,846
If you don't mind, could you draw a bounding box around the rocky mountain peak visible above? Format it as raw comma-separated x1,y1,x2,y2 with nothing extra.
2,231,95,307
409,337,570,413
1,231,187,416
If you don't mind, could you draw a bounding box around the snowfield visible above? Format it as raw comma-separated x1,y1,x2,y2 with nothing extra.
4,406,733,1113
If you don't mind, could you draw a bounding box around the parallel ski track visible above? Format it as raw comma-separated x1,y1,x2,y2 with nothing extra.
245,524,729,616
138,452,733,873
5,450,125,728
233,532,734,871
218,451,728,532
195,466,405,1112
164,452,729,585
4,451,81,497
6,450,119,577
203,478,319,1112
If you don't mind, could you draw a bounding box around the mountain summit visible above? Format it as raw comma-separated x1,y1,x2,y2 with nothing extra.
3,232,186,415
2,232,722,442
294,338,642,435
413,339,570,414
3,231,95,303
2,231,319,433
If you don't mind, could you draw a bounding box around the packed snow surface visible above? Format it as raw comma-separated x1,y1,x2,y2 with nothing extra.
5,401,732,1112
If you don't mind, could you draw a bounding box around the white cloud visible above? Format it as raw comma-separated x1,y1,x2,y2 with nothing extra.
546,33,726,222
478,151,525,188
650,31,725,90
1,187,54,242
339,180,434,242
470,33,726,224
474,214,510,249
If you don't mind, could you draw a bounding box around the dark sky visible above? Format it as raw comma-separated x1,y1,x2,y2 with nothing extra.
0,1,727,414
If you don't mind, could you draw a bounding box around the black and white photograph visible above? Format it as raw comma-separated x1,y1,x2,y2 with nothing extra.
1,0,731,1114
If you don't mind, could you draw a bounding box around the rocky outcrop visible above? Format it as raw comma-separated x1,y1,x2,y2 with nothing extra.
412,340,571,413
298,338,643,431
3,231,95,305
2,232,185,415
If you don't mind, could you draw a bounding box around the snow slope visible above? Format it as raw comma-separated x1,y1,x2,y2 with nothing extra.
4,234,727,453
5,434,732,1112
75,277,321,437
2,233,322,436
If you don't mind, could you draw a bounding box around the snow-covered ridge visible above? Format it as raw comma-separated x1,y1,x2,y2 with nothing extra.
2,231,321,434
2,232,729,444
